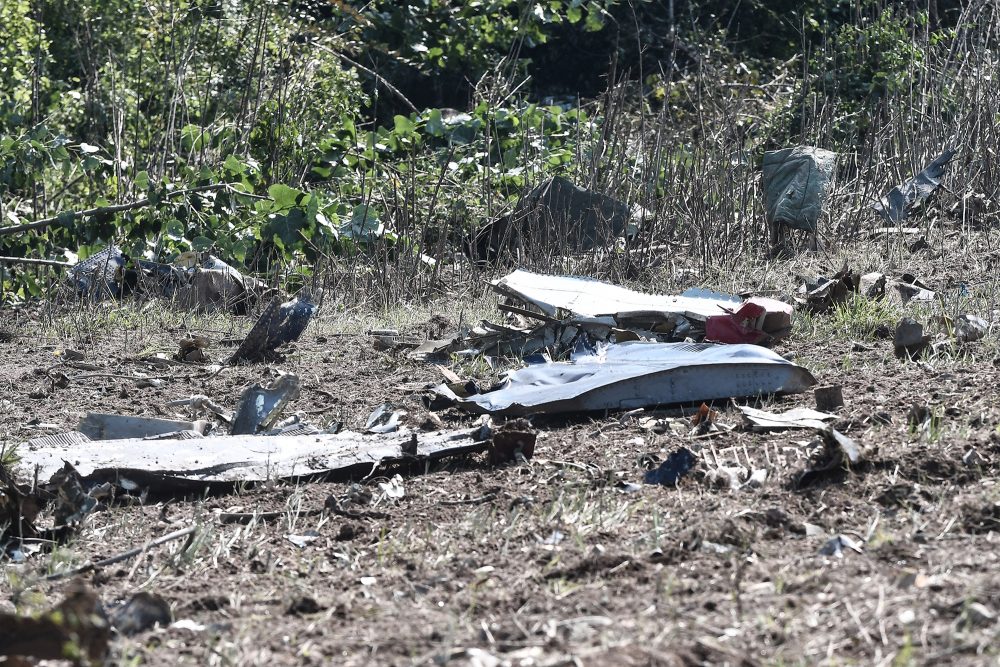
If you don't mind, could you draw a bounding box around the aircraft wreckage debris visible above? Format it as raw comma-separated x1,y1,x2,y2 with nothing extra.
435,342,815,416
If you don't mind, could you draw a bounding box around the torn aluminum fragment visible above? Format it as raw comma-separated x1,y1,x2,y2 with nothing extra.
644,447,697,487
492,270,792,343
286,530,321,549
493,270,739,320
230,374,301,435
173,253,269,313
874,149,956,223
739,406,837,431
79,413,210,440
24,431,92,449
15,426,491,489
438,342,816,415
955,314,988,343
229,291,320,363
468,176,643,261
365,403,407,434
819,534,863,558
68,245,126,300
378,474,405,500
705,297,793,344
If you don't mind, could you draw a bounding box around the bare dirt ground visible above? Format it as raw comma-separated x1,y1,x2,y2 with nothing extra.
3,241,1000,666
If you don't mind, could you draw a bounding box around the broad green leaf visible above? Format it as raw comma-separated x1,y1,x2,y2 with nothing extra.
268,183,303,210
393,114,416,135
584,5,604,31
426,109,445,137
192,236,215,251
340,205,384,242
21,272,42,298
306,193,319,222
164,220,186,240
340,116,357,141
230,240,248,263
180,124,208,152
224,155,246,175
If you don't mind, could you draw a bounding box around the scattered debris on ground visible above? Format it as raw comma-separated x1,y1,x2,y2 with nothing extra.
410,269,795,362
873,148,956,222
738,406,837,431
435,342,815,415
3,207,997,665
68,246,273,313
16,422,494,490
797,265,947,315
797,265,856,313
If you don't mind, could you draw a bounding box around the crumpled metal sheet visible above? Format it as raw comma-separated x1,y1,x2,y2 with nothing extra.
874,149,956,222
230,374,301,435
493,270,792,343
24,431,92,448
172,253,271,313
66,248,270,313
514,176,635,247
229,291,319,363
16,427,490,489
68,245,126,300
438,341,816,415
79,413,210,440
762,146,837,232
493,270,742,320
175,269,250,312
739,406,836,431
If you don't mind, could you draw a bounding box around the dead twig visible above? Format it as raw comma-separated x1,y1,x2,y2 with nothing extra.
0,256,73,267
217,509,324,524
43,525,198,581
217,495,392,525
313,44,418,113
324,495,391,520
0,183,236,236
439,488,501,506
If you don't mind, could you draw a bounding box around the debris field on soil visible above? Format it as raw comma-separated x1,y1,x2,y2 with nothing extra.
2,151,998,665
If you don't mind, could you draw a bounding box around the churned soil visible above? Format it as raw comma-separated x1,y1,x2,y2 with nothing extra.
2,252,1000,666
